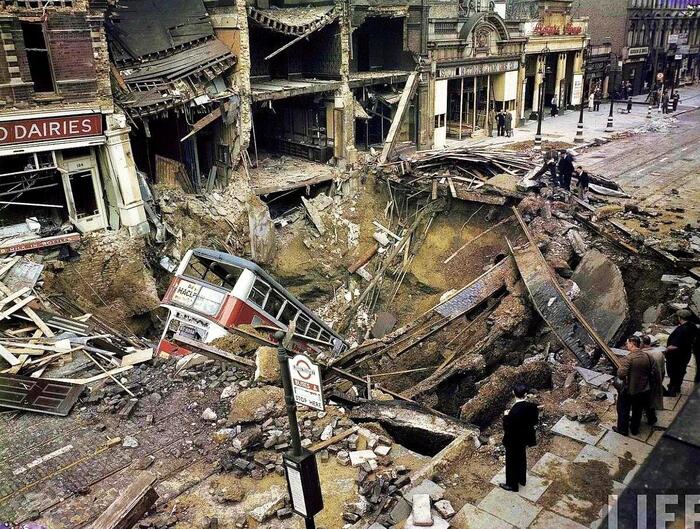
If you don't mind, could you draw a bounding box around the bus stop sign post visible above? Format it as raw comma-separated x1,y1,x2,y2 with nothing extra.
275,332,323,529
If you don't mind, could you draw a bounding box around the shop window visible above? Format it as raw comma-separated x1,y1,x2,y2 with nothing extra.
21,22,54,93
68,170,99,218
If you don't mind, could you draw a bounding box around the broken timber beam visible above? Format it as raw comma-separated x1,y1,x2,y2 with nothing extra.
378,72,419,165
91,472,158,529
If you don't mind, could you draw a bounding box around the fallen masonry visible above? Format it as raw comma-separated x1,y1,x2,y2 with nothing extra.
0,137,697,529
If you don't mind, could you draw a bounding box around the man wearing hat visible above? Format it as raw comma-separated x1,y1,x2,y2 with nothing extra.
664,309,698,396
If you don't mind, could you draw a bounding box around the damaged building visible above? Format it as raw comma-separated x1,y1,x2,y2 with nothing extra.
0,0,148,237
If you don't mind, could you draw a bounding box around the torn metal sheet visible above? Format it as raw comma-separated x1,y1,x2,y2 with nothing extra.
572,249,629,343
2,258,44,291
0,374,83,416
435,257,516,318
248,5,336,36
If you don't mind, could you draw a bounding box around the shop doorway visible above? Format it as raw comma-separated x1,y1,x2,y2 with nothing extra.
59,149,107,233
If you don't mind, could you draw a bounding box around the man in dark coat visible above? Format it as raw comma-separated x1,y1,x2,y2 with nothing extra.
574,165,590,201
557,151,575,191
500,384,539,492
664,309,698,396
614,335,655,436
497,110,506,136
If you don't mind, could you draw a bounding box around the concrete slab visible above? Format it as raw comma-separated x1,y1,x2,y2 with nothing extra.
654,410,677,428
573,444,632,481
405,513,449,529
451,502,515,529
490,466,552,502
552,417,606,445
629,423,654,443
411,494,432,526
546,493,597,526
404,479,446,502
530,509,589,529
663,395,681,410
597,430,652,463
531,452,571,480
647,430,664,446
477,486,542,529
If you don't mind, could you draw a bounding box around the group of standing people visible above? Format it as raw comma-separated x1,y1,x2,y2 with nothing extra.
648,88,681,114
533,150,590,200
614,309,699,436
494,109,513,137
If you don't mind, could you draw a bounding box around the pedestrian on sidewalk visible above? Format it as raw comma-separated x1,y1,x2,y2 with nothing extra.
614,335,654,437
550,96,558,117
594,89,602,111
497,110,506,137
557,151,575,191
505,110,513,137
574,166,590,200
588,91,595,112
500,383,539,493
662,91,670,114
626,97,633,114
664,309,698,396
642,335,663,426
672,91,680,112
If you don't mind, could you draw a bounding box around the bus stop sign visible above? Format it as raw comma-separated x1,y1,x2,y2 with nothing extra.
288,354,324,411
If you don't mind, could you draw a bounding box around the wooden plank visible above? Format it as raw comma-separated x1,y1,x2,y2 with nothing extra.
0,257,20,279
447,178,457,198
44,365,133,385
0,344,20,366
310,426,358,453
378,72,419,164
180,106,223,143
121,349,154,367
0,296,36,320
91,472,158,529
348,244,379,274
431,179,438,200
0,287,31,308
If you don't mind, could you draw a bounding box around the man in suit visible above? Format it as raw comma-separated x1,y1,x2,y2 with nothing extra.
614,335,654,436
500,383,539,492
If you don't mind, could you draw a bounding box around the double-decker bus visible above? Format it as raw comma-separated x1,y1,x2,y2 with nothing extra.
158,248,348,356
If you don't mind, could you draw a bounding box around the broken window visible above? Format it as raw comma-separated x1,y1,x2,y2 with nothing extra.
183,254,244,290
249,279,269,307
264,290,285,320
21,22,54,93
67,170,98,219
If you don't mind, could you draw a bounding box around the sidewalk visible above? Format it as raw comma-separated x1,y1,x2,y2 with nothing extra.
445,83,700,150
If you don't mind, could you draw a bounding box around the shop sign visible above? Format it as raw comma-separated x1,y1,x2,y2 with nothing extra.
532,22,582,37
679,45,690,55
628,46,649,58
0,114,103,147
437,60,519,79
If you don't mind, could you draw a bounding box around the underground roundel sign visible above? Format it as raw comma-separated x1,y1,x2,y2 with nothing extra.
288,354,324,411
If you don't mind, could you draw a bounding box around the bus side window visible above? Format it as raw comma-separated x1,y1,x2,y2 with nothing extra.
319,331,332,343
307,322,322,339
184,256,208,279
297,314,311,334
279,302,298,325
249,280,268,307
265,290,285,320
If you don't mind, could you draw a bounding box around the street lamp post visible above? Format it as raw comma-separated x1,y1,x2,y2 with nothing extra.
574,44,591,144
605,54,617,133
534,44,551,150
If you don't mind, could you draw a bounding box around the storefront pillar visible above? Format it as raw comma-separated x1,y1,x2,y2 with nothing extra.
555,52,567,106
532,56,543,113
103,114,149,237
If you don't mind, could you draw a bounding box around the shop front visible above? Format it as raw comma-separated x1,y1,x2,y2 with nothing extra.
434,59,520,146
0,111,146,235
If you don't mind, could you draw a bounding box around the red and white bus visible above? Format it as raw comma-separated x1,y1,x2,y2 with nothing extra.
158,248,348,356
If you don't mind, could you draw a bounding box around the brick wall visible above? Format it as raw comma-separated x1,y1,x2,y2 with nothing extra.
573,0,628,56
0,5,112,110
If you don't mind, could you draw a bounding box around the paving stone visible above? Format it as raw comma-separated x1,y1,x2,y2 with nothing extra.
434,499,455,519
646,430,664,446
477,487,542,529
653,410,676,428
596,430,653,463
404,479,446,502
552,417,606,445
531,452,571,480
573,444,630,480
490,466,551,502
530,509,588,529
452,502,515,529
629,424,654,443
662,395,680,410
349,450,377,467
405,513,449,529
411,494,432,526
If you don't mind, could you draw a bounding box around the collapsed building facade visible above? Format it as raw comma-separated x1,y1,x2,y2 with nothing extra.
0,0,148,236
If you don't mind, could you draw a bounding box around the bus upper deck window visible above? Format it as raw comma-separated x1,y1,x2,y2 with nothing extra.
265,290,285,320
279,302,298,325
184,255,208,279
249,279,269,307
